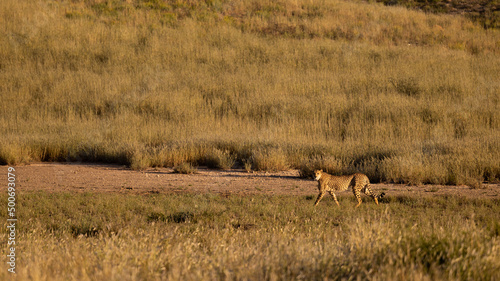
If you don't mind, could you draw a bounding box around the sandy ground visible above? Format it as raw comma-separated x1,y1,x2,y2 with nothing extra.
3,163,499,200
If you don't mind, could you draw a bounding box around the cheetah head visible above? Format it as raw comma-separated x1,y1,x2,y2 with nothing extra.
314,170,323,181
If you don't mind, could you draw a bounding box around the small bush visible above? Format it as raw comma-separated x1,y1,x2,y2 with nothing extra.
490,221,500,237
70,223,101,237
251,148,289,172
0,142,29,165
243,159,253,173
130,149,151,171
298,156,342,178
201,148,236,170
232,222,256,230
147,212,167,222
390,77,422,97
173,162,198,174
298,163,315,179
168,211,195,223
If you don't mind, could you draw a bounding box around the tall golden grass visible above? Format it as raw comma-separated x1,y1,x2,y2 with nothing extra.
1,192,499,280
1,0,499,185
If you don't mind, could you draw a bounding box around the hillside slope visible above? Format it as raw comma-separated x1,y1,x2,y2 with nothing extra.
1,0,499,185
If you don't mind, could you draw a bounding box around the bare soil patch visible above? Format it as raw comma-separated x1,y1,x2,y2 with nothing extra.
6,163,500,199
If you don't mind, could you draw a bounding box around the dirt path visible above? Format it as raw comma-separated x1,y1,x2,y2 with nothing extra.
4,163,500,199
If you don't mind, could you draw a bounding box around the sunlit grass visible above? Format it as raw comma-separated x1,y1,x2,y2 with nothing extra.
1,192,499,280
0,0,499,185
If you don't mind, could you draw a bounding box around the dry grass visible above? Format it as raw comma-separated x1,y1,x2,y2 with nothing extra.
371,0,500,29
173,162,198,174
1,192,499,280
0,0,499,185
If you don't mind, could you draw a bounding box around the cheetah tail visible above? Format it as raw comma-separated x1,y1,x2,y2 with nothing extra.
377,192,386,199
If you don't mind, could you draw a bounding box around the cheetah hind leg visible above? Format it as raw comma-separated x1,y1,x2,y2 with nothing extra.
363,184,379,205
353,187,362,208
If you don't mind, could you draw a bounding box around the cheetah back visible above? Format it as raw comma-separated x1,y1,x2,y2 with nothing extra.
321,174,354,192
320,173,370,192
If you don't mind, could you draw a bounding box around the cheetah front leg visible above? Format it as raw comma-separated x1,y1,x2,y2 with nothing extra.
314,191,326,206
328,190,340,206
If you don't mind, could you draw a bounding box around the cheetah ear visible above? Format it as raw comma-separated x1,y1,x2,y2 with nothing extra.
320,169,323,172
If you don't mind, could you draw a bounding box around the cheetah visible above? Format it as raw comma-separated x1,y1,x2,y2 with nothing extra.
313,170,385,208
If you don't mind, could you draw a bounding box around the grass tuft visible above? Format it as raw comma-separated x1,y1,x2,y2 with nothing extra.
146,212,167,222
70,223,101,238
251,147,289,172
200,148,236,170
173,162,198,174
168,211,195,223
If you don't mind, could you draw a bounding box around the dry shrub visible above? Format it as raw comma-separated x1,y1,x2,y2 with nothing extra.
243,159,253,173
0,141,30,165
200,148,236,170
298,155,342,178
173,162,197,174
381,154,451,185
251,147,289,172
130,149,151,171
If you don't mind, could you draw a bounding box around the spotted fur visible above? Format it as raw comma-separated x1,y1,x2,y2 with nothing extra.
313,170,385,207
